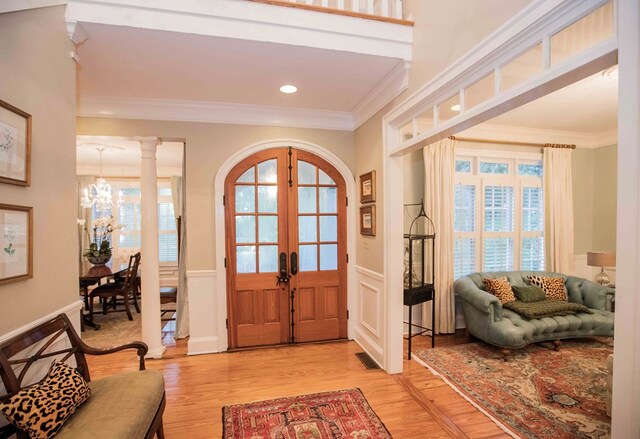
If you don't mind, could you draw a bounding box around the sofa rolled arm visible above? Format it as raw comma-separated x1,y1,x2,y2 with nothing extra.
575,278,614,311
454,276,502,320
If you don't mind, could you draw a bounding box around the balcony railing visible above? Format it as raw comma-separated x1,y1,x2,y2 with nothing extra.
249,0,407,23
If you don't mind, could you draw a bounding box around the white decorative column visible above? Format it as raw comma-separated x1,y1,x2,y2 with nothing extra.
138,137,165,359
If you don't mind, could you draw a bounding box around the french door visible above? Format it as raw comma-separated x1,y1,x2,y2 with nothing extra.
224,148,347,348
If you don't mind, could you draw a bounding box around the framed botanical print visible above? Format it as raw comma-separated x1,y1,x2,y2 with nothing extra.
359,171,376,203
0,204,32,285
360,205,376,236
0,99,31,186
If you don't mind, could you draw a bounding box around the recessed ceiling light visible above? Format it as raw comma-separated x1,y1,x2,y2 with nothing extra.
280,84,298,94
450,104,461,112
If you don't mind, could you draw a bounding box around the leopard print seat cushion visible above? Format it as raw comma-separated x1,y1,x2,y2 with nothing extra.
483,276,516,304
527,275,567,301
0,361,91,439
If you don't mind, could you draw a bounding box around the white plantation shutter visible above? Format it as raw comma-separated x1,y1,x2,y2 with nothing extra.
158,201,177,262
90,180,178,264
454,184,477,279
521,186,544,270
453,153,544,276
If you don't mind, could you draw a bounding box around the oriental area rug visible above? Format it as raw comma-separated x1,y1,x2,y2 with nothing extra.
222,388,392,439
414,338,613,439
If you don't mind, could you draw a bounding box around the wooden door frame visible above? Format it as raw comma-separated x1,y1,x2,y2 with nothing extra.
214,139,357,353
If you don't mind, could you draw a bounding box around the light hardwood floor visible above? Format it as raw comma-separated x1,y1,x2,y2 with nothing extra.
86,332,509,438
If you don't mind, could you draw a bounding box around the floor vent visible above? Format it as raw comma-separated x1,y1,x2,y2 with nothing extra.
355,352,380,370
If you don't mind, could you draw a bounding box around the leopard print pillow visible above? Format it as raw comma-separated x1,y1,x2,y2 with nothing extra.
527,275,567,301
483,276,516,304
0,361,91,439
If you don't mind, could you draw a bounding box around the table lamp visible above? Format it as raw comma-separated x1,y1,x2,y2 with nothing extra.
586,251,616,286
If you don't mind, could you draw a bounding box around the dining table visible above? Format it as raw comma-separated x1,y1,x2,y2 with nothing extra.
79,261,127,330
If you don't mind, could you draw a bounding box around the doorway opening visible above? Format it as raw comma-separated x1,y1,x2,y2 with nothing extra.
224,147,348,349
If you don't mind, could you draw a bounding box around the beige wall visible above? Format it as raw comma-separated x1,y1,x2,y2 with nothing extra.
573,144,618,254
76,118,355,270
354,0,532,272
0,7,78,334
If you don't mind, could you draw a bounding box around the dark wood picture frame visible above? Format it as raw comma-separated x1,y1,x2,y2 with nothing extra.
360,205,376,236
0,99,31,187
0,204,33,286
359,170,376,203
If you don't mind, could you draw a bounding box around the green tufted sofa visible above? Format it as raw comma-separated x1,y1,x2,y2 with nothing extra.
455,271,614,359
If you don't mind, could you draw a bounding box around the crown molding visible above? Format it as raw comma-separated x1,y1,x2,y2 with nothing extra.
78,95,355,131
0,0,66,14
460,123,618,149
352,60,409,129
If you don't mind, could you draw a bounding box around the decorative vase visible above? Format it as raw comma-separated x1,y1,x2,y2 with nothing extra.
86,253,111,266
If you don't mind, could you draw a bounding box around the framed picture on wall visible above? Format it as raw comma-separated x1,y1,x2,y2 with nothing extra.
0,204,33,285
359,171,376,203
360,205,376,236
0,99,31,186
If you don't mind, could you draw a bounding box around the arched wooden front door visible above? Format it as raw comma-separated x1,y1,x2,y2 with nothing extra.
224,147,348,348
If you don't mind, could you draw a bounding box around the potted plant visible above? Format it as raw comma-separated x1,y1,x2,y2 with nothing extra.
79,217,124,266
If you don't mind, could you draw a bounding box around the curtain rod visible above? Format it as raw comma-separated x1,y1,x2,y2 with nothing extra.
448,136,576,149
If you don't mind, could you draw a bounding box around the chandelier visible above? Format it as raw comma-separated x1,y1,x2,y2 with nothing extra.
80,147,122,214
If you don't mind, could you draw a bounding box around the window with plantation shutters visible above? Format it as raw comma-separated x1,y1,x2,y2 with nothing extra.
90,180,178,266
453,152,544,278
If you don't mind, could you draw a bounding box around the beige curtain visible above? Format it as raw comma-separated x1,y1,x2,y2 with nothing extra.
77,176,95,267
422,137,456,334
544,146,575,273
171,175,189,339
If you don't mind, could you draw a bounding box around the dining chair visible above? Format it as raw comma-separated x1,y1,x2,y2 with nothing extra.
88,252,141,322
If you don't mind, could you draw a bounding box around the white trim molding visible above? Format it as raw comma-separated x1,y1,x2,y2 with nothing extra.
460,123,618,149
65,0,413,60
611,0,640,434
214,139,357,353
352,60,410,129
186,270,218,356
0,301,84,344
78,96,355,131
0,0,66,14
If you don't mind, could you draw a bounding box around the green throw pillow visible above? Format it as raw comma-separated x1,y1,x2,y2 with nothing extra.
512,285,546,303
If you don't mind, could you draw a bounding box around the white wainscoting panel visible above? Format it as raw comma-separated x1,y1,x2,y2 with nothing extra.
186,270,219,355
354,266,384,367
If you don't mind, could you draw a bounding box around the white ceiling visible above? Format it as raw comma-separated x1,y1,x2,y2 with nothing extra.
486,68,618,134
76,139,183,177
76,23,401,112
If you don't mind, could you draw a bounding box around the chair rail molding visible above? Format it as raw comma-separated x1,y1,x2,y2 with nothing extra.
214,139,357,353
0,301,83,344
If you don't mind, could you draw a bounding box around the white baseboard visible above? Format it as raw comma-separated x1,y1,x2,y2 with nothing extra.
354,327,384,368
187,336,219,356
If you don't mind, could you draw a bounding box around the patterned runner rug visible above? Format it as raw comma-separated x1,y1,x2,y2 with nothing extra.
222,388,392,438
414,338,612,439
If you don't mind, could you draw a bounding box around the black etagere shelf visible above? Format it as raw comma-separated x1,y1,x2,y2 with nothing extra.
404,201,435,359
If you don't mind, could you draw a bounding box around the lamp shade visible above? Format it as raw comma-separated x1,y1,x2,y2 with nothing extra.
587,251,616,268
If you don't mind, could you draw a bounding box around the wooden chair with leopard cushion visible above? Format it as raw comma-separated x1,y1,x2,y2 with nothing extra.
0,313,166,439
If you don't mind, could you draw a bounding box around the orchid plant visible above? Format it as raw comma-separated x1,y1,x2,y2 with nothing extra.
79,216,125,258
